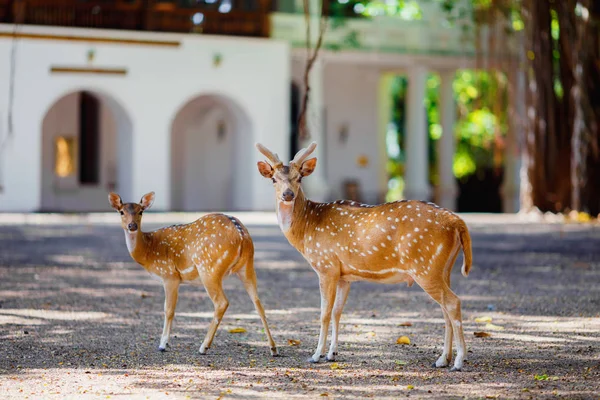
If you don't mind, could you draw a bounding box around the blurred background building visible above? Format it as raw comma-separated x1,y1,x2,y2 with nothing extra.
0,0,524,212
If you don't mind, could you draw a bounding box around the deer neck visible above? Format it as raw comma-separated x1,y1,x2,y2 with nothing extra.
123,229,154,267
277,188,314,249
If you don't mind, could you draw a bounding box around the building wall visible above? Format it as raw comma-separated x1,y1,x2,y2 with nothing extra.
291,60,385,204
0,24,290,212
323,63,384,203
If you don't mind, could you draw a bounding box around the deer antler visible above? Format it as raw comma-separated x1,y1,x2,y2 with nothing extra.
256,143,283,167
290,142,317,166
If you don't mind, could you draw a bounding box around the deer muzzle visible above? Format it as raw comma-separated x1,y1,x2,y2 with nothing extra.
282,189,295,202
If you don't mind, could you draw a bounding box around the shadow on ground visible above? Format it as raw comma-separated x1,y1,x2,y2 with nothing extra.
0,218,599,399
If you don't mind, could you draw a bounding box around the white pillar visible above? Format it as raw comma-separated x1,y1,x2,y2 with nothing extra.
378,73,395,202
503,65,525,213
437,70,458,210
404,66,431,201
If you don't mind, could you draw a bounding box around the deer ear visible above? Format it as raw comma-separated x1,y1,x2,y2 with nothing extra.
300,158,317,177
140,192,155,210
108,192,123,211
257,161,274,178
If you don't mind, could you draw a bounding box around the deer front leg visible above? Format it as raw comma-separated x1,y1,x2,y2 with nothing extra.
326,280,351,362
309,274,339,363
199,274,229,355
159,279,180,351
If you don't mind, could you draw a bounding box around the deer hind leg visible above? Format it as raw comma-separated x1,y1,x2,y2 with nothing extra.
434,309,454,368
326,280,351,362
237,260,278,356
441,285,467,371
433,244,460,368
199,273,229,355
310,273,339,363
416,277,466,371
159,279,180,351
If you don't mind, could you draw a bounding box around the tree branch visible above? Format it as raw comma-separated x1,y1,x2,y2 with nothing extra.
298,0,328,140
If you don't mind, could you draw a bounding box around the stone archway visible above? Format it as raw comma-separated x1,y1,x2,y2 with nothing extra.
170,94,252,211
40,90,133,211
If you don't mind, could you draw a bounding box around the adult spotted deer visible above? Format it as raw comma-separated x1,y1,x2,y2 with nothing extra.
108,191,278,356
256,142,473,371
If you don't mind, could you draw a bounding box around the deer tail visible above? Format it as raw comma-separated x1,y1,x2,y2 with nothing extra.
453,218,473,277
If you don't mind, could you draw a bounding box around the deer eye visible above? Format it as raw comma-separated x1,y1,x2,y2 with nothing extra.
119,211,124,216
271,178,276,183
298,177,303,183
139,211,143,216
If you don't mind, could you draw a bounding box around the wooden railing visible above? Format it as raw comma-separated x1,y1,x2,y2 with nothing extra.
0,0,271,37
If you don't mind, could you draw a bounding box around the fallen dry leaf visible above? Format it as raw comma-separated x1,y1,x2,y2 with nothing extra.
320,393,329,397
288,339,301,346
485,323,505,331
406,385,414,390
398,322,413,327
475,316,493,323
396,336,411,345
474,331,491,338
330,362,343,370
228,328,247,334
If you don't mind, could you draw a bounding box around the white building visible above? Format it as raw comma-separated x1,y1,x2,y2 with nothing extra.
0,0,521,212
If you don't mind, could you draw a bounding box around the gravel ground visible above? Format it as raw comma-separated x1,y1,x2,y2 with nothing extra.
0,213,599,399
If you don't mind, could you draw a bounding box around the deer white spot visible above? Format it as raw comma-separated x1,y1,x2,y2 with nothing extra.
180,265,195,274
435,243,444,257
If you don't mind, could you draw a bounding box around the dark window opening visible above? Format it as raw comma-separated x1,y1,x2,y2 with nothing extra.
79,91,100,185
290,82,300,159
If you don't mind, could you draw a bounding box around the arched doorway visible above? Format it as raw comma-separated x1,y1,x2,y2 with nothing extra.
41,90,133,211
170,94,252,211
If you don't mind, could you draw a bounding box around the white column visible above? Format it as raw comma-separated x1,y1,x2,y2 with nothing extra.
404,66,431,201
437,70,458,210
377,73,395,202
503,65,525,213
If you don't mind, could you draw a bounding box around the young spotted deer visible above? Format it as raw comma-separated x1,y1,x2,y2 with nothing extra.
108,192,278,356
256,142,473,371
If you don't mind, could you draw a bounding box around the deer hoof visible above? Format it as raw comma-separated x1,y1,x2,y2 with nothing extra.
308,355,324,363
270,347,280,357
158,346,166,352
450,366,462,372
326,352,337,362
433,357,450,368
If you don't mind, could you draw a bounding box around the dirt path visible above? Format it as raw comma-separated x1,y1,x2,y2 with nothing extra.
0,214,599,399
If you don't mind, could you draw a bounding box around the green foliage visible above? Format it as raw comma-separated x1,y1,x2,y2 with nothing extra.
385,68,507,198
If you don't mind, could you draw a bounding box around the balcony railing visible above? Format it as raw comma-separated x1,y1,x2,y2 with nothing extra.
0,0,271,37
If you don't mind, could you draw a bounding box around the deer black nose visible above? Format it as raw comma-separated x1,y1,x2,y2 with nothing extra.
282,189,295,202
128,222,138,231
